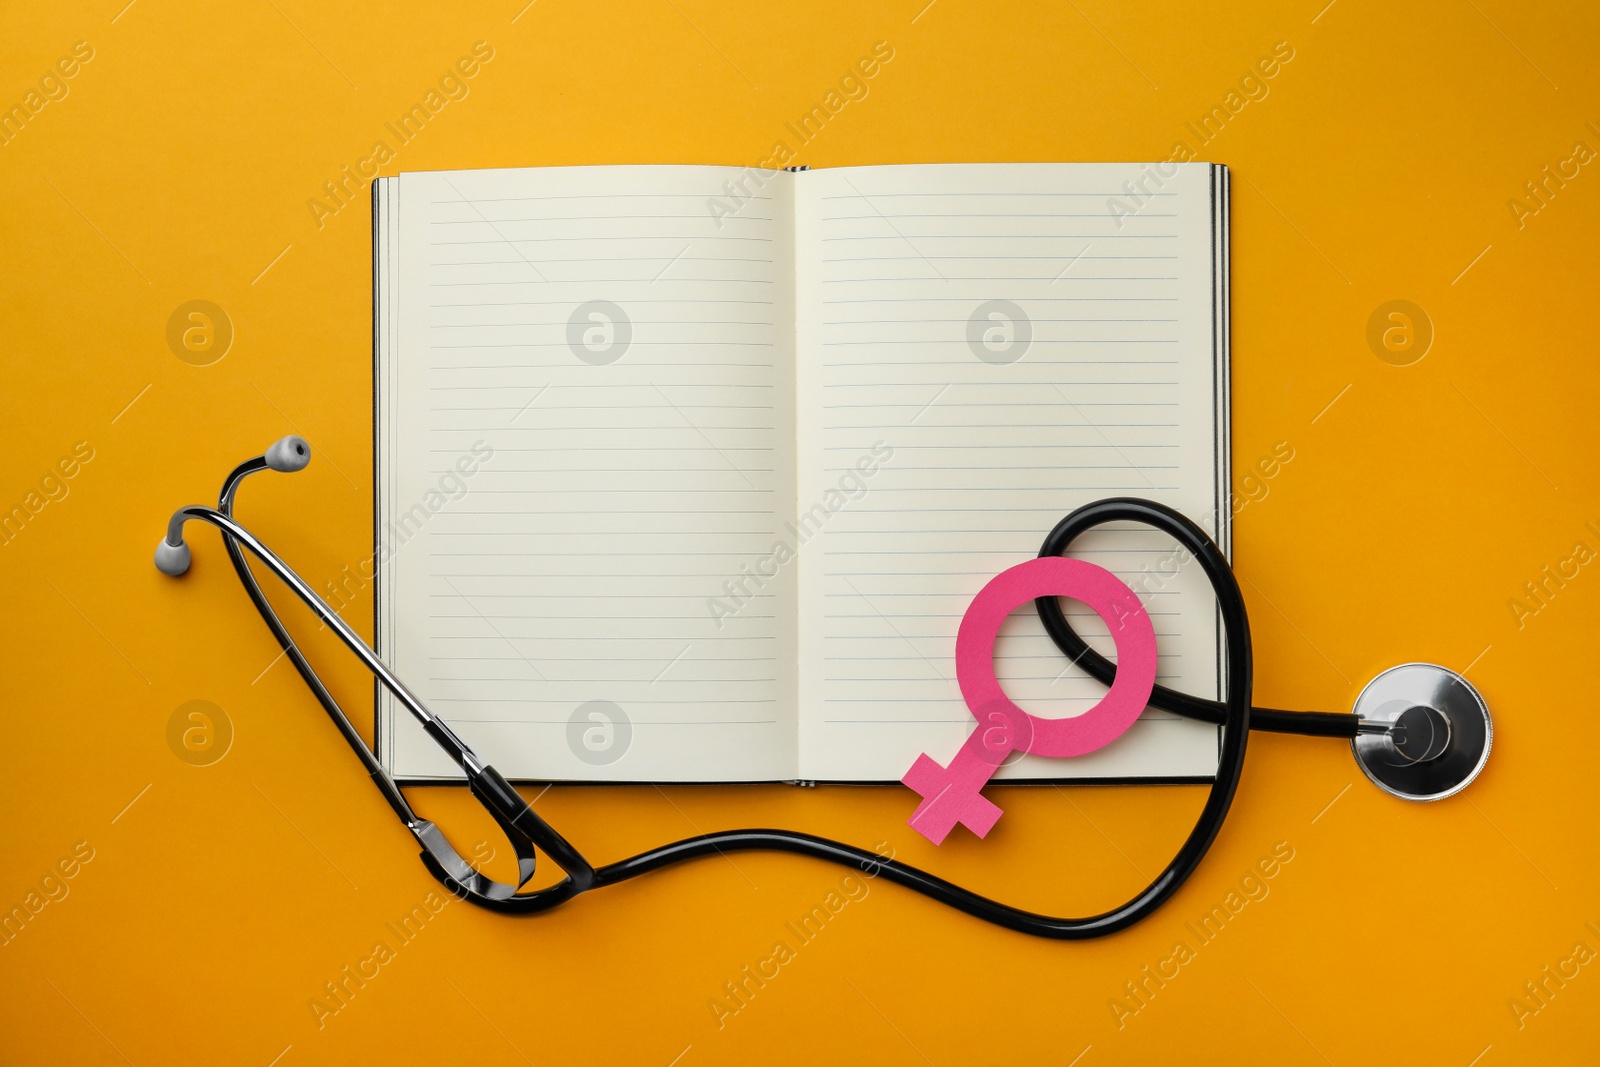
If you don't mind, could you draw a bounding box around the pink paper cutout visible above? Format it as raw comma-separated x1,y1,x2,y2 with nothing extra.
902,556,1159,845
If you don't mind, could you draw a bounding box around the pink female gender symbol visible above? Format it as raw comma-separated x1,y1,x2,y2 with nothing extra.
901,556,1159,845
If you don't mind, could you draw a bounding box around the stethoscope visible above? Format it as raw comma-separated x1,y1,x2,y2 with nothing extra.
155,436,1492,939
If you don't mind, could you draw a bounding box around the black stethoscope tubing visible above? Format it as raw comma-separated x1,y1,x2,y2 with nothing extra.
197,456,1294,938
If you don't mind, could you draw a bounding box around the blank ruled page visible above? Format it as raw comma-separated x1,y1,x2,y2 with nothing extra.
793,163,1226,782
378,166,798,782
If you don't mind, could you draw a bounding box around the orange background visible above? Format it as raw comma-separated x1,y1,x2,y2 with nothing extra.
3,1,1598,1064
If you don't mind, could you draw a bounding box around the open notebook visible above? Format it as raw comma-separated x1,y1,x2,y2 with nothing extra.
374,162,1230,783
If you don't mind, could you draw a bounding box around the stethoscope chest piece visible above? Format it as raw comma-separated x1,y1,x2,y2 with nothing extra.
1351,663,1492,801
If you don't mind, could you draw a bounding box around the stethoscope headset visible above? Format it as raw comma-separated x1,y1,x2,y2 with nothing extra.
155,436,1491,939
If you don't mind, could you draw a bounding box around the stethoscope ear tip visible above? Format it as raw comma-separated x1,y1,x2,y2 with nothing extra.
154,537,191,576
265,435,312,473
1351,663,1492,801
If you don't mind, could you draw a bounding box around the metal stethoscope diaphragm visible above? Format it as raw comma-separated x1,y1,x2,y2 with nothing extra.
1350,664,1492,801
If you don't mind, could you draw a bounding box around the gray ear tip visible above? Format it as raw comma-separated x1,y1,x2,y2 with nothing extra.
154,539,191,576
265,435,312,473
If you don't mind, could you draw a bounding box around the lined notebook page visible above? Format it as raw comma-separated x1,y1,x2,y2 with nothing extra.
378,166,799,782
793,163,1226,782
